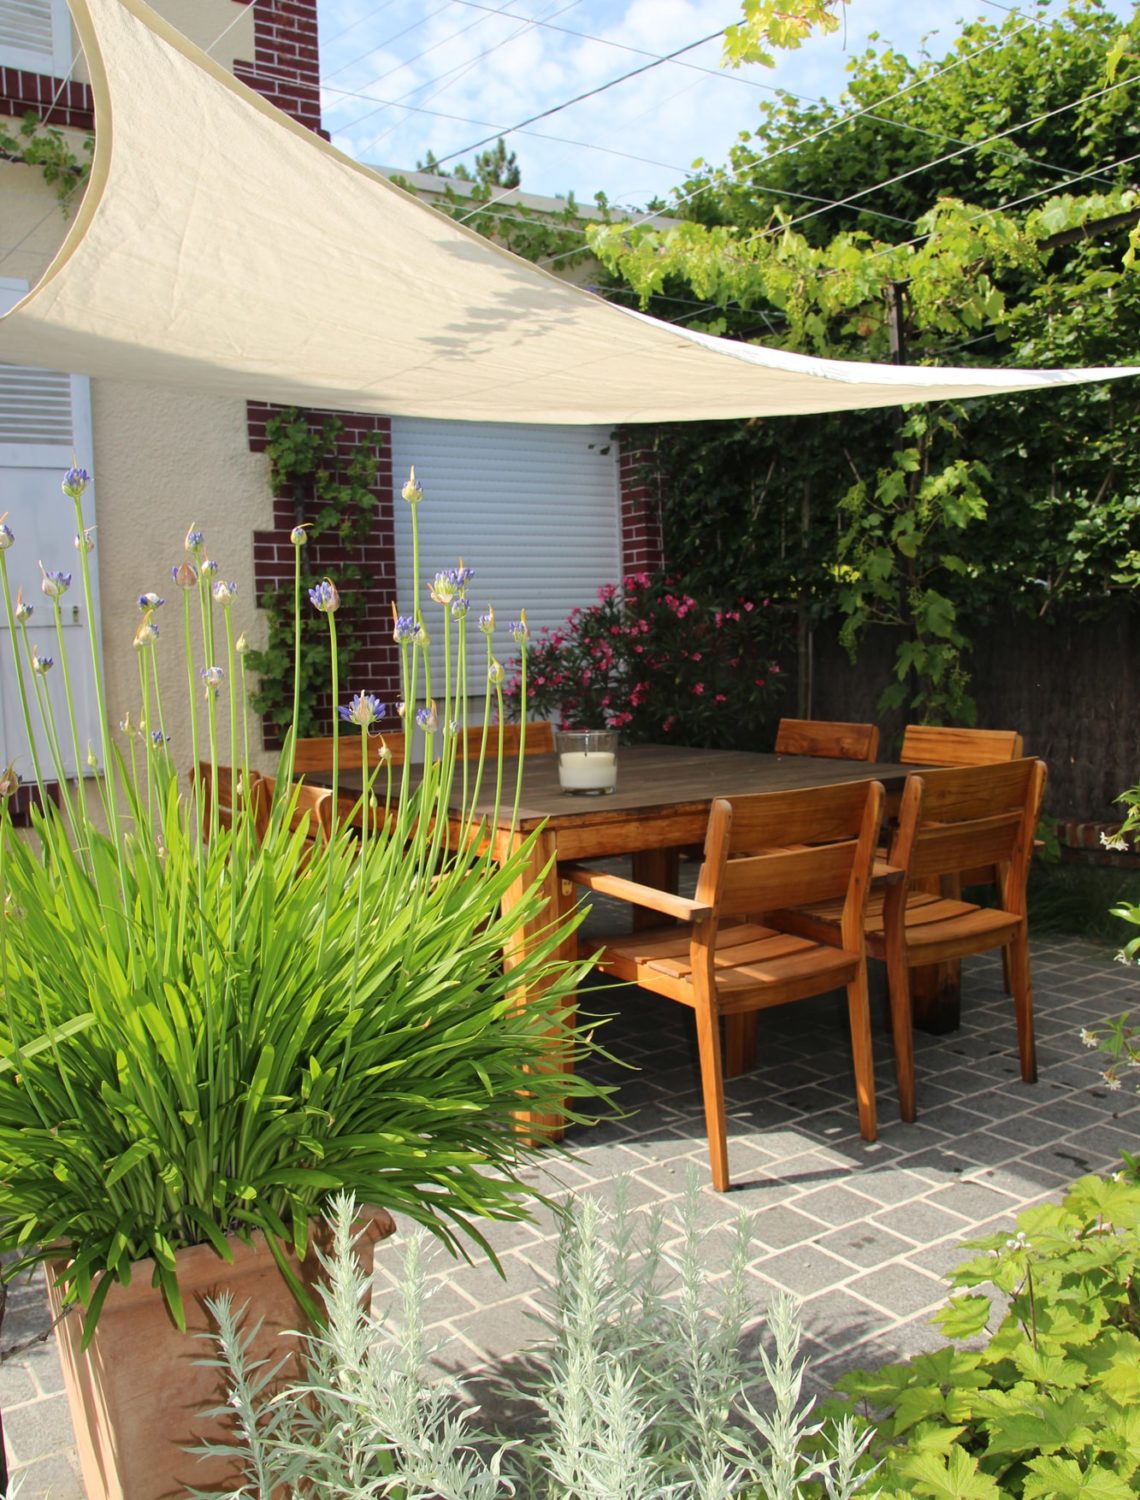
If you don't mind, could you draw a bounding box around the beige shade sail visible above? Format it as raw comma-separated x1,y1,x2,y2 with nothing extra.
0,0,1136,423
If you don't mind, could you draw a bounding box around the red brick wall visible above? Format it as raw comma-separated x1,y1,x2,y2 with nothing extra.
232,0,323,135
618,437,666,576
0,68,91,128
248,404,400,735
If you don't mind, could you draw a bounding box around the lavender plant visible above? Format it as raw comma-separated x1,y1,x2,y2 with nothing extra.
0,465,602,1341
195,1178,874,1499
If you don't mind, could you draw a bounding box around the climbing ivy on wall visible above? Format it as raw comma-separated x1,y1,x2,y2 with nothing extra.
0,110,91,210
245,409,381,739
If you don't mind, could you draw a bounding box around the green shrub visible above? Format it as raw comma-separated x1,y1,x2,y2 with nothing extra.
197,1177,873,1499
831,1173,1140,1499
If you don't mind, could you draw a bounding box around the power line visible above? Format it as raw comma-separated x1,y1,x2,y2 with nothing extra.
429,26,728,168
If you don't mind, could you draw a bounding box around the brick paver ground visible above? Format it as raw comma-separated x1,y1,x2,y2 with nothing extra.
4,934,1138,1495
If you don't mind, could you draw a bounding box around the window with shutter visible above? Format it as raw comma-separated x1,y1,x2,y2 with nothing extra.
392,417,621,715
0,0,72,75
0,276,103,779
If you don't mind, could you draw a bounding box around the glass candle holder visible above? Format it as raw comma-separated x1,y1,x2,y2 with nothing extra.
555,729,618,796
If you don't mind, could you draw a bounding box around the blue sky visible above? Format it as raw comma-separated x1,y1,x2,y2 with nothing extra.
313,0,1135,210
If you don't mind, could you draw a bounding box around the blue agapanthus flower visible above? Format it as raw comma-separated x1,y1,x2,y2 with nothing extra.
392,612,418,643
138,592,165,611
62,466,90,499
339,693,387,728
39,567,72,598
415,702,439,732
309,580,340,613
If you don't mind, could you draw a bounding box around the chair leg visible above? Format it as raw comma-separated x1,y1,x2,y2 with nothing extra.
886,948,917,1124
693,998,731,1192
845,964,878,1142
724,1013,757,1077
1006,929,1037,1083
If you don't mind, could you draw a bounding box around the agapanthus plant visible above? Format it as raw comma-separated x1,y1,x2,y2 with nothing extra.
0,465,601,1343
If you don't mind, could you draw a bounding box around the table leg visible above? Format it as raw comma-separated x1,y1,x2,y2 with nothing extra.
630,847,680,929
499,829,578,1144
910,872,962,1034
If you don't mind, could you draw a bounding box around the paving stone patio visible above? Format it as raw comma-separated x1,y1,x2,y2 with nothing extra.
4,933,1139,1496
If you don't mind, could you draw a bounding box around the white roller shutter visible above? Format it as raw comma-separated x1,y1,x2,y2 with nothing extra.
392,419,621,712
0,0,72,73
0,276,102,778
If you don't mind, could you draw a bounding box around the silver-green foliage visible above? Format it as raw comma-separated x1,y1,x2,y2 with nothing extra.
198,1180,875,1499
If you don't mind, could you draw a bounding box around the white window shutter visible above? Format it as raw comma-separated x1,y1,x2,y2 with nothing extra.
392,418,621,713
0,277,103,779
0,0,72,74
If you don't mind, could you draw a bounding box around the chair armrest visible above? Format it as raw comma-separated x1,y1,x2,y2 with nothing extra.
872,859,905,886
562,864,713,922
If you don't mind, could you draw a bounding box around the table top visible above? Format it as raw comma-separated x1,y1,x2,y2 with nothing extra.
338,742,912,837
506,745,913,829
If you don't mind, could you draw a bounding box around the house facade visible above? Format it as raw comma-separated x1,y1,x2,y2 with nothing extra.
0,0,663,784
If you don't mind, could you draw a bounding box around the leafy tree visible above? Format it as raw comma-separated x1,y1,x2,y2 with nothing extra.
589,0,1140,723
417,135,520,190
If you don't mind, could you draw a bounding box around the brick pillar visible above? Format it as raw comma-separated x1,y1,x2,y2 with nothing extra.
617,432,666,576
248,405,400,737
232,0,324,134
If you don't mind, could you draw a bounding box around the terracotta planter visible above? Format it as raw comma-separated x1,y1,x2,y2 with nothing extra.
47,1209,395,1500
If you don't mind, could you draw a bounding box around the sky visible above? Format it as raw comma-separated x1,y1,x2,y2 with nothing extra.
314,0,1135,211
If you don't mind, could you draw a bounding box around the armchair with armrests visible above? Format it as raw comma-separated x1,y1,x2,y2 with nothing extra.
564,778,885,1191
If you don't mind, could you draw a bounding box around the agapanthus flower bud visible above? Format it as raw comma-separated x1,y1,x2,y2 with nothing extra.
172,561,198,589
488,659,504,685
62,466,90,499
415,701,439,732
235,632,250,655
309,579,340,614
338,692,387,728
212,579,237,605
138,592,165,611
201,558,219,577
0,764,18,798
39,564,72,598
478,607,495,636
185,526,204,552
119,712,135,734
401,466,423,505
0,521,14,551
376,739,393,764
134,616,159,648
150,730,170,747
14,589,31,623
74,528,95,554
290,524,309,546
86,742,98,769
31,648,53,674
508,609,529,643
392,611,418,643
430,571,460,606
200,665,224,697
451,597,470,619
453,559,474,589
395,701,406,719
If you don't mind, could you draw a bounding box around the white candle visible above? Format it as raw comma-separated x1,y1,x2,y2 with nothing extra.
558,750,617,793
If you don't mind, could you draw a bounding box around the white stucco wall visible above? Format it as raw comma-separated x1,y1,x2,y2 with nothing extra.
2,0,277,778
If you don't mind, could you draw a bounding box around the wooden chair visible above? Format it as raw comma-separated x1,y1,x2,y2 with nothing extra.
775,758,1046,1124
899,725,1023,767
565,778,885,1191
775,718,880,763
189,762,262,839
256,774,333,866
293,720,554,774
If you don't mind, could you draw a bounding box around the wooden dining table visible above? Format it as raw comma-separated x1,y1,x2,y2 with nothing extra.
335,742,939,1139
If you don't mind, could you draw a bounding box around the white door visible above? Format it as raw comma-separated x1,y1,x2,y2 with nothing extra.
391,418,621,713
0,276,102,778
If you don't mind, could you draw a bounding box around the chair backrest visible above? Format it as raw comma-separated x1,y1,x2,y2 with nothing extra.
695,779,885,946
190,762,261,837
775,717,880,762
257,774,333,855
292,720,555,774
899,725,1024,767
889,758,1046,910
